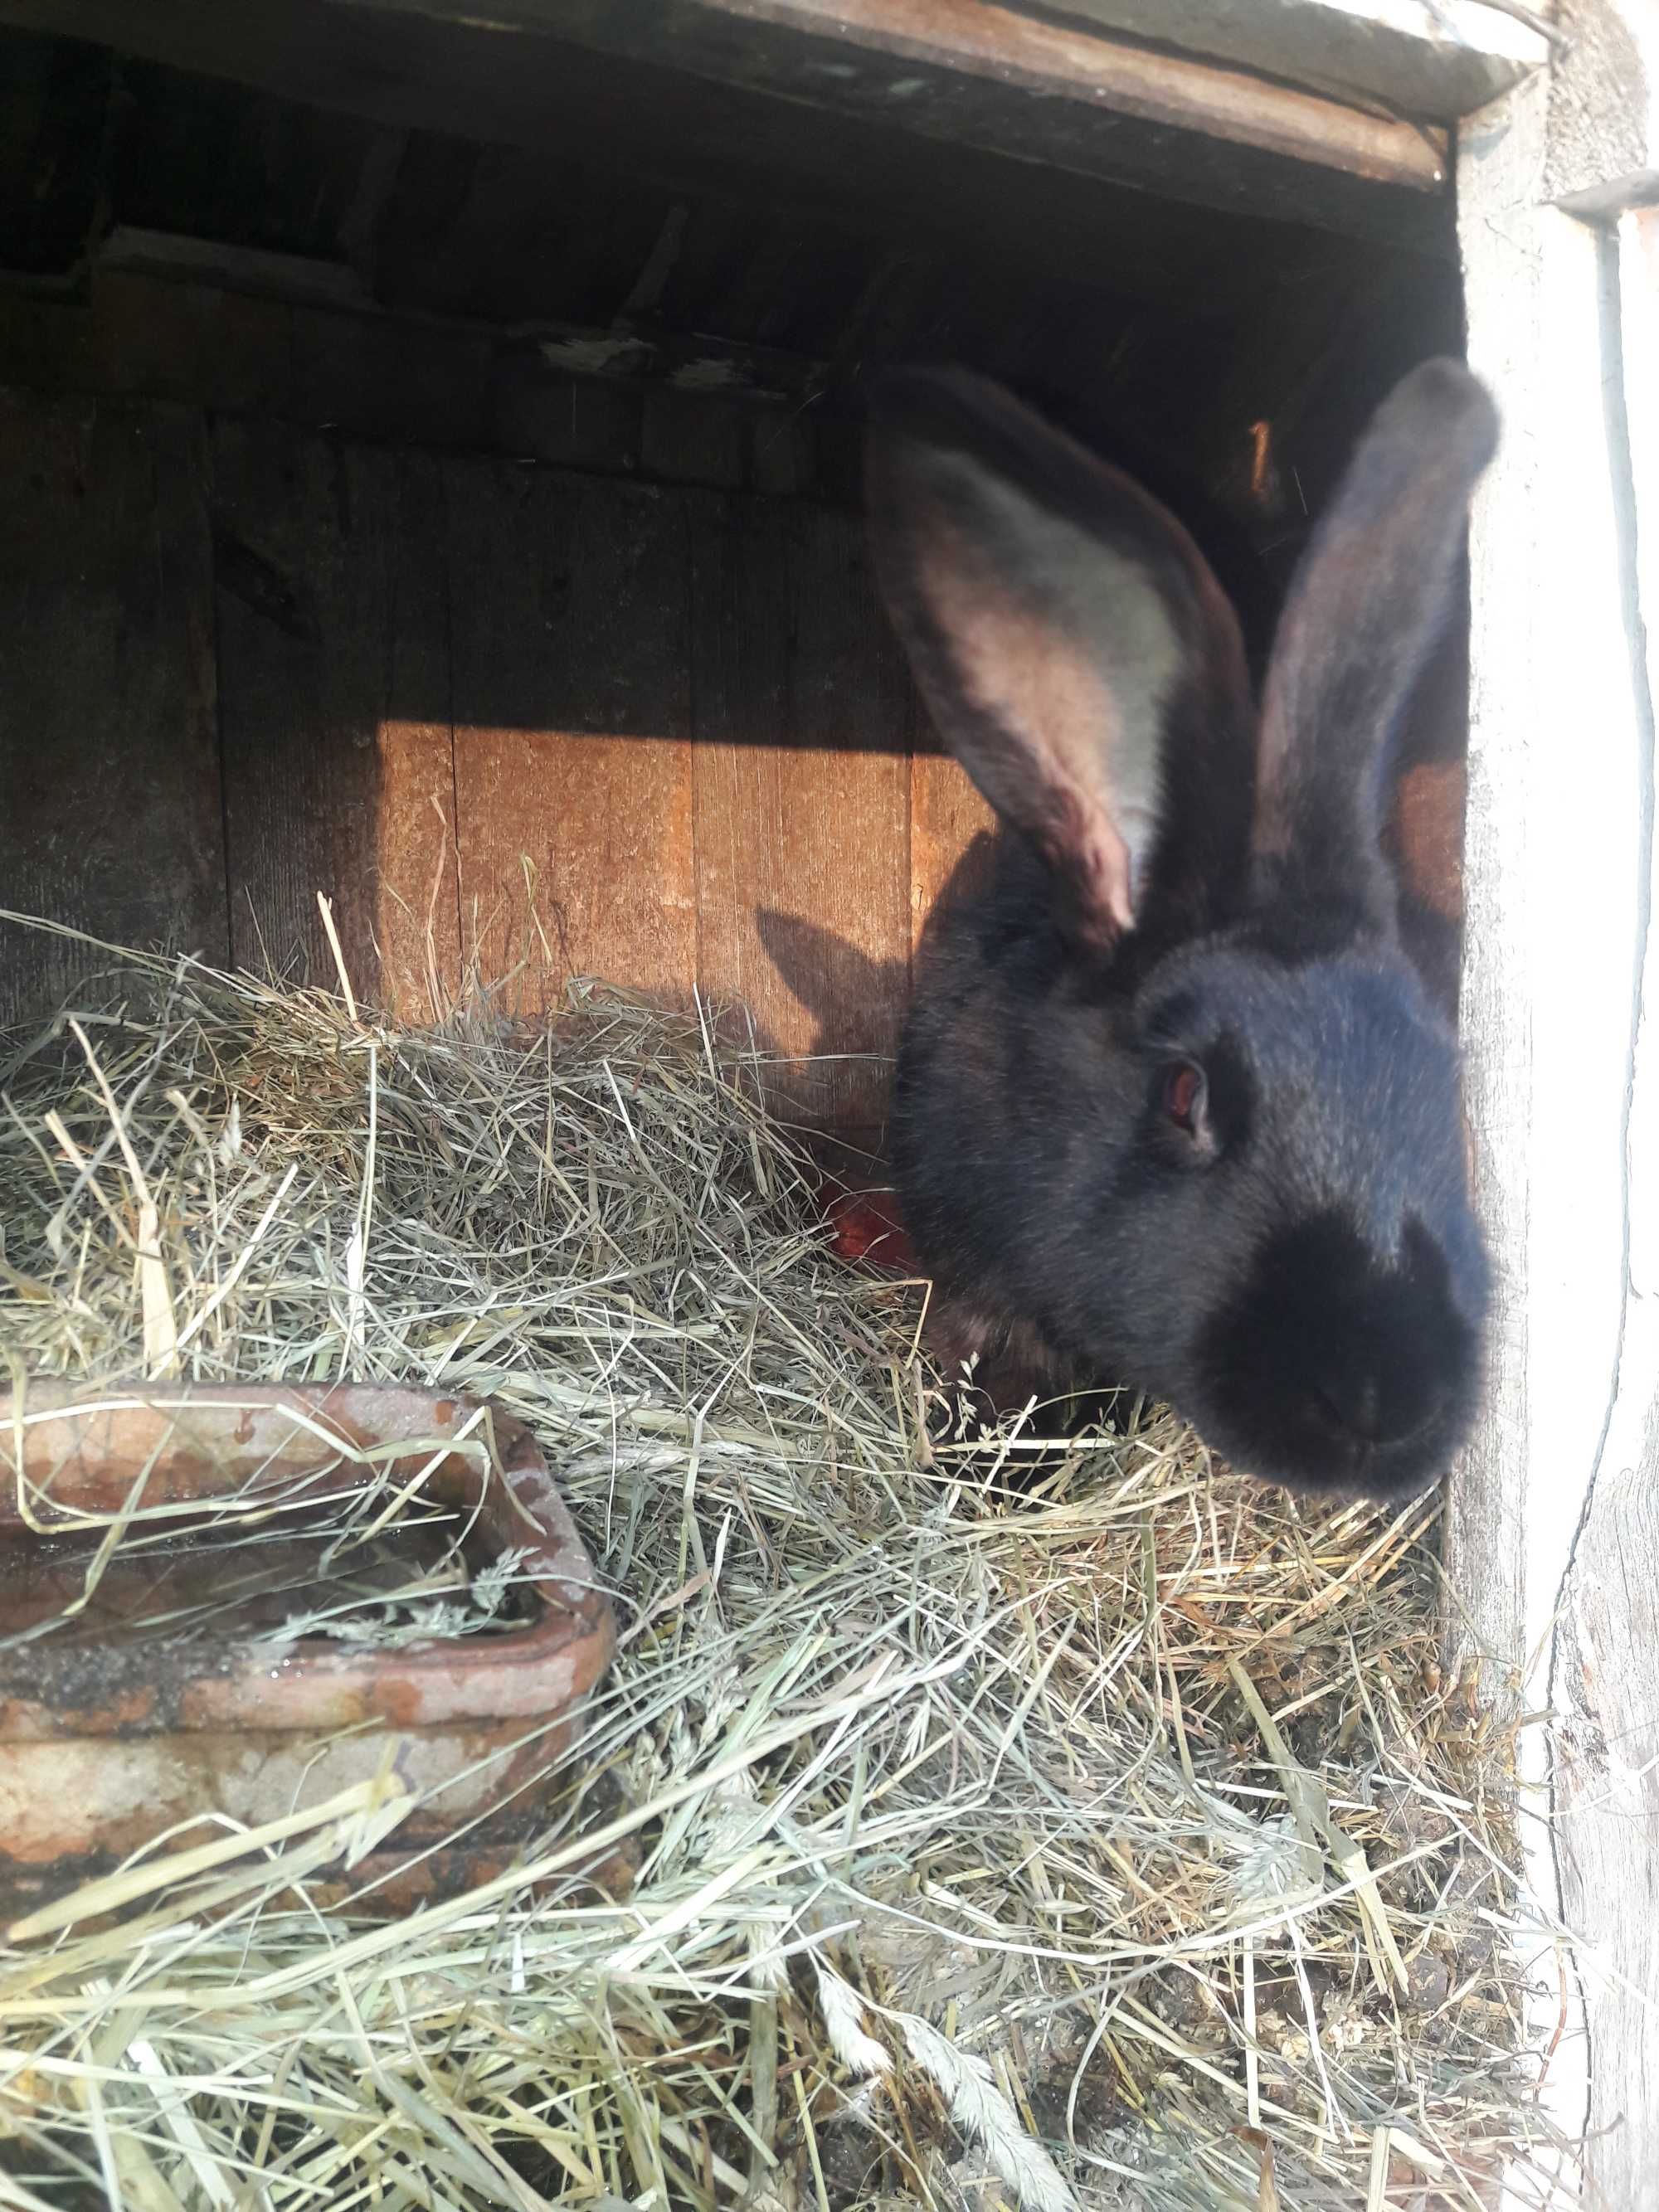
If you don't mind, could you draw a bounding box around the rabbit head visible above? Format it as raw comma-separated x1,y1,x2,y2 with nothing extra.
865,361,1497,1502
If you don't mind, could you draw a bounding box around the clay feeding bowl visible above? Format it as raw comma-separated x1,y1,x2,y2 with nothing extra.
0,1381,616,1921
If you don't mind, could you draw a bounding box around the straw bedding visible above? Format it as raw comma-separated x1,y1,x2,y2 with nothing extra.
0,925,1566,2210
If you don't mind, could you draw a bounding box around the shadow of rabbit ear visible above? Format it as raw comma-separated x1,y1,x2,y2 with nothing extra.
754,908,909,1037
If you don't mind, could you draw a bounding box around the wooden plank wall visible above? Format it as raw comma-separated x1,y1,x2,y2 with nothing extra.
444,464,695,1014
209,421,460,1017
0,392,224,1020
0,386,994,1147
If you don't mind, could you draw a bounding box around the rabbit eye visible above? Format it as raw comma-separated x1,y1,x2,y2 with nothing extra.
1162,1062,1205,1135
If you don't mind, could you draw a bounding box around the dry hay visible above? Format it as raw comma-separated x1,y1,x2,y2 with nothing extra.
0,921,1571,2211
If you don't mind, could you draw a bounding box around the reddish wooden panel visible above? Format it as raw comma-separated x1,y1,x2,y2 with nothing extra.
690,496,913,1137
0,393,223,1024
909,751,998,952
1391,761,1466,921
374,712,466,1024
212,420,459,1014
1384,611,1471,1018
445,465,695,1009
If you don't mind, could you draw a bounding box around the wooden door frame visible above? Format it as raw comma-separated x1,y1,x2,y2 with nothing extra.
1452,7,1659,2201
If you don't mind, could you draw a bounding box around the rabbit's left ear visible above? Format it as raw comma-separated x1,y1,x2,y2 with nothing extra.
865,367,1253,952
1253,359,1497,931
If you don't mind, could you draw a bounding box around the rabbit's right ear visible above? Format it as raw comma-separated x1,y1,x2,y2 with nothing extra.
1252,360,1496,931
865,369,1252,953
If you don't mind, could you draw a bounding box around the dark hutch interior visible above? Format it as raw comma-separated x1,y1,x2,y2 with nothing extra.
0,2,1467,1149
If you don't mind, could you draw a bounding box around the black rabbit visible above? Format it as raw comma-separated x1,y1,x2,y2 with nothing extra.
864,360,1497,1504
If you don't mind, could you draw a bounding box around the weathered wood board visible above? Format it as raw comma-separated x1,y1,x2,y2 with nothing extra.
1544,201,1659,2212
0,0,1455,248
212,419,460,1014
445,464,697,1011
1000,0,1545,123
0,380,932,1105
0,394,224,1024
1455,50,1659,2209
689,495,912,1139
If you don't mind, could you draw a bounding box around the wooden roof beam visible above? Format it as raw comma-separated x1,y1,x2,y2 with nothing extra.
336,0,1455,197
1009,0,1552,124
0,0,1455,247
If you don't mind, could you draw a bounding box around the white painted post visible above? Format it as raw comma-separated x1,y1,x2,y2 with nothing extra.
1454,16,1659,2204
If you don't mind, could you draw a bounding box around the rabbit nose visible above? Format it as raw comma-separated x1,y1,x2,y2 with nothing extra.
1311,1362,1439,1446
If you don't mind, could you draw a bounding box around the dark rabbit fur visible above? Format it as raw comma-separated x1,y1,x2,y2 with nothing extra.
865,360,1497,1504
